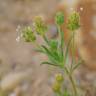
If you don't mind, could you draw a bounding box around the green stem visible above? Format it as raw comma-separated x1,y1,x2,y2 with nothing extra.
57,25,64,57
70,32,76,72
57,25,65,66
72,32,75,64
69,74,77,96
64,67,77,96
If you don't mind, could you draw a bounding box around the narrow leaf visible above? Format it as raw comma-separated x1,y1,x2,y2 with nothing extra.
64,33,74,63
43,35,50,45
72,59,83,71
41,45,59,62
41,61,59,67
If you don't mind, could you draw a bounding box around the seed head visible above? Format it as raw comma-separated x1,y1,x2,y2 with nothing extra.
22,26,36,42
52,81,61,92
55,73,64,83
34,16,47,36
67,12,80,31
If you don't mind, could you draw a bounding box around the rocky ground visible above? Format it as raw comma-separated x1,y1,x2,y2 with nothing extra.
0,0,96,96
0,0,60,96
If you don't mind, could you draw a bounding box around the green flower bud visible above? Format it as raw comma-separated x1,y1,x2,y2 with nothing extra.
55,73,64,83
67,12,80,31
22,26,36,42
52,81,61,92
34,16,47,36
55,11,64,25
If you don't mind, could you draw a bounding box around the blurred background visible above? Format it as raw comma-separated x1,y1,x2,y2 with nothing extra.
0,0,96,96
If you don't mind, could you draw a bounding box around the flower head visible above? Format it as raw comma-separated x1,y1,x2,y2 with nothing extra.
55,11,64,25
52,81,61,92
22,26,36,42
34,16,47,36
55,73,64,83
67,12,80,31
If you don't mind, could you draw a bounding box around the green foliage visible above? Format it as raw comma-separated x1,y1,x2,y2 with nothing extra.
63,89,70,96
49,40,58,51
21,11,83,96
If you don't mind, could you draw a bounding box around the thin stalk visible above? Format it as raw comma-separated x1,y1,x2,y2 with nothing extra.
64,67,77,96
69,74,77,96
70,32,76,72
57,25,65,67
72,32,75,65
57,25,64,57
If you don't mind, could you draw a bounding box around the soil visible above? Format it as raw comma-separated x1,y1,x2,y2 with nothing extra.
0,0,59,96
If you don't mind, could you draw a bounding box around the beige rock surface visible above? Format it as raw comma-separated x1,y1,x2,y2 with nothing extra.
0,0,59,96
0,0,96,96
